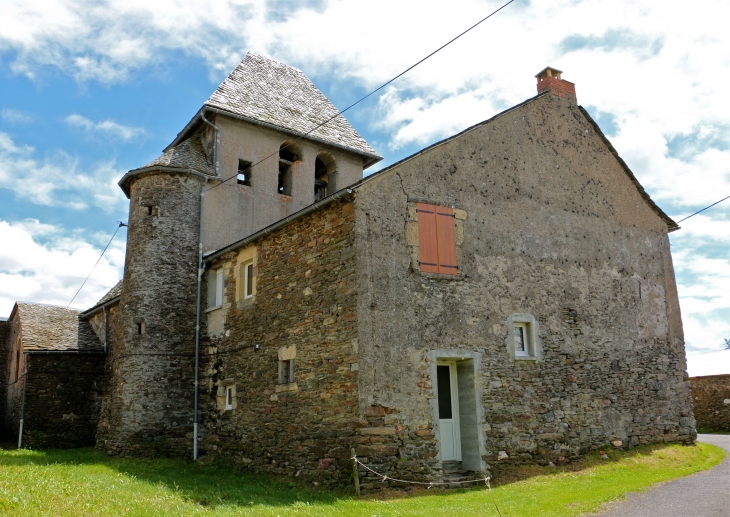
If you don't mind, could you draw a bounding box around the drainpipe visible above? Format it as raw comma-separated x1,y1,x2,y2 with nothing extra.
17,358,28,448
200,112,221,178
193,177,209,460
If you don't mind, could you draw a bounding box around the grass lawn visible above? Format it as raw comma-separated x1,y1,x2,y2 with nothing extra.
0,442,724,517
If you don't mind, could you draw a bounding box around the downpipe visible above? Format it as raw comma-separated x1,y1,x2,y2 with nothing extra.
17,359,28,448
193,177,209,460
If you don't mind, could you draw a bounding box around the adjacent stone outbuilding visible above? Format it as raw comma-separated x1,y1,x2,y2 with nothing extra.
690,374,730,431
0,302,105,447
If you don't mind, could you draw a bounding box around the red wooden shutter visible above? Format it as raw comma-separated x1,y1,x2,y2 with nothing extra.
435,206,457,274
417,203,458,275
417,203,439,273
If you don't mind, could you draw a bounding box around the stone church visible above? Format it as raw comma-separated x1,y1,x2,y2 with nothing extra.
0,53,695,487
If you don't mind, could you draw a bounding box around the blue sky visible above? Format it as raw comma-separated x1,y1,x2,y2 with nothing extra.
1,0,729,375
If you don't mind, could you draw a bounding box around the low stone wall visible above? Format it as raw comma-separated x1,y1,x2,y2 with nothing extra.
22,354,105,448
690,375,730,432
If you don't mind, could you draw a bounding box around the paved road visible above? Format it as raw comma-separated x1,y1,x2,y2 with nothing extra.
595,434,730,517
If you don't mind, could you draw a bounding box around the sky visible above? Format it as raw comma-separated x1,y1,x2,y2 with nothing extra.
0,0,728,375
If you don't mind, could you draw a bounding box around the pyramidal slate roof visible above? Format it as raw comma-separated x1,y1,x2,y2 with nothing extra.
15,303,102,352
169,52,381,165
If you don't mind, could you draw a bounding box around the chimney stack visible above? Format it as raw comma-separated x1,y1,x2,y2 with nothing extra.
535,67,576,100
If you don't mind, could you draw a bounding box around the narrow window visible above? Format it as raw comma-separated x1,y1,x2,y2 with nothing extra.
216,269,224,306
237,160,252,186
208,269,224,308
137,322,146,335
144,205,158,216
514,323,529,356
417,203,457,275
225,386,234,410
244,262,254,299
280,359,294,384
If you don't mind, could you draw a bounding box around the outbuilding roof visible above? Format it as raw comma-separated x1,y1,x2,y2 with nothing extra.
167,52,382,167
13,303,103,352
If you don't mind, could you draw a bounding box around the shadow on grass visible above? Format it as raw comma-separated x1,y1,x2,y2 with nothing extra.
0,448,346,509
0,442,711,508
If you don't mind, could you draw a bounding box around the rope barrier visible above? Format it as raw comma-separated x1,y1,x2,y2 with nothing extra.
352,456,486,486
352,455,504,514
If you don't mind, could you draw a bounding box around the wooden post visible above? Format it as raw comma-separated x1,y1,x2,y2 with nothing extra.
351,447,361,496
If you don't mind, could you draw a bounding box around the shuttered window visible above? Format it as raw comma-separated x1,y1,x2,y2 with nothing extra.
417,203,458,275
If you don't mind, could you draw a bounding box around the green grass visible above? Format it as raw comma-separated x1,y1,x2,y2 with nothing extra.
0,443,724,517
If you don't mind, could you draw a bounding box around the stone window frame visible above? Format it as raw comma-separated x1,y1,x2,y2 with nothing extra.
236,246,257,307
276,344,298,393
405,201,466,278
206,261,232,338
505,313,541,361
217,379,237,411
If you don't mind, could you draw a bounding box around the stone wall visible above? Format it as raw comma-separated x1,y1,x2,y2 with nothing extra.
102,171,202,457
199,198,360,485
690,375,730,431
87,302,120,449
1,311,23,438
351,91,694,486
22,353,105,448
0,320,11,438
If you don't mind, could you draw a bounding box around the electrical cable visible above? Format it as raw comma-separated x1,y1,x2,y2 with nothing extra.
67,221,127,309
676,194,730,224
206,0,517,193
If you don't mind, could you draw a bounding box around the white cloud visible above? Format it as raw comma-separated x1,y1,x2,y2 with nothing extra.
65,113,145,141
0,132,127,210
1,108,34,124
0,218,125,315
687,349,730,377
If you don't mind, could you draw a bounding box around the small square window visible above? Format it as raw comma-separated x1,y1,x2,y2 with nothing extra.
244,262,254,299
279,359,294,384
225,386,234,410
237,160,252,186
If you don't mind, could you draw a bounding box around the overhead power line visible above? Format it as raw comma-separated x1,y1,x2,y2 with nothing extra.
208,0,517,192
676,194,730,224
67,221,127,309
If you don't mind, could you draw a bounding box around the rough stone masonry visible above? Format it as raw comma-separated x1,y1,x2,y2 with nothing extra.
198,89,695,488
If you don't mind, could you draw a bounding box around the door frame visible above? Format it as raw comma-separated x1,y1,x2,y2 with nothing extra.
437,360,462,461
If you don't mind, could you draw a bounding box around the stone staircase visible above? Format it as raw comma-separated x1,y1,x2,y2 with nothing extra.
442,461,483,487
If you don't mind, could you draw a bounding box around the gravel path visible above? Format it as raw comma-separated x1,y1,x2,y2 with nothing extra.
594,434,730,517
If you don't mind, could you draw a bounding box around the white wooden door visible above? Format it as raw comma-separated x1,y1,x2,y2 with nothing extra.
437,362,461,461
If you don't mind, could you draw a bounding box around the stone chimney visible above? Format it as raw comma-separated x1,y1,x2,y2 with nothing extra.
535,67,576,100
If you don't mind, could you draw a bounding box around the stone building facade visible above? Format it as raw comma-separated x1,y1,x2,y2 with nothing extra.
0,57,695,489
690,374,730,431
0,303,105,447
